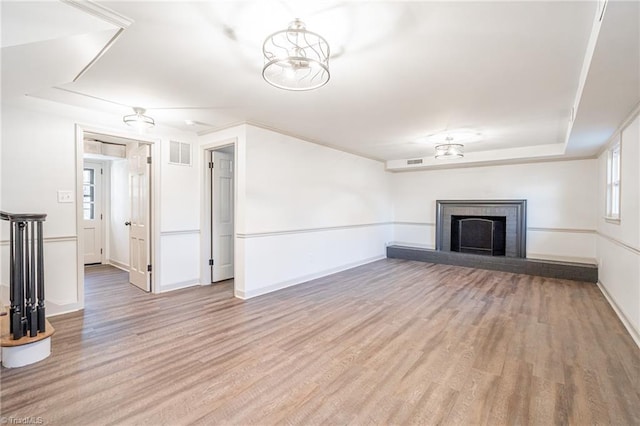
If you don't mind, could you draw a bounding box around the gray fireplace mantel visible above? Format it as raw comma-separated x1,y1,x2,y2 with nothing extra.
436,199,527,258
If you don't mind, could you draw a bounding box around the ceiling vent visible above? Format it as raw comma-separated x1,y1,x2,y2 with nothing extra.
407,159,423,165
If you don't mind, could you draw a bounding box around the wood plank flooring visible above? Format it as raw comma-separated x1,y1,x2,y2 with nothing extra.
1,259,639,425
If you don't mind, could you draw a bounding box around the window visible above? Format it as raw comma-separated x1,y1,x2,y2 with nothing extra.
605,139,621,220
83,168,96,220
169,141,191,166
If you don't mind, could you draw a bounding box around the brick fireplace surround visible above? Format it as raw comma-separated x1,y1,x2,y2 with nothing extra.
435,199,527,258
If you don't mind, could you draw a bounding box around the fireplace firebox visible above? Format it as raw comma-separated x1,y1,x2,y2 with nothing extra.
451,215,506,256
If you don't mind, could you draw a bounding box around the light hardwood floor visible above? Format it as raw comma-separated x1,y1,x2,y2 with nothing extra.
1,259,639,425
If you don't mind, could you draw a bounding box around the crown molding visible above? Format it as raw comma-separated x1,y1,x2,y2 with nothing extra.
60,0,134,29
199,120,386,164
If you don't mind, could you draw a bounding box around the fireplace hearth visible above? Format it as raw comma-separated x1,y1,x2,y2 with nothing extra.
388,199,597,281
436,200,526,258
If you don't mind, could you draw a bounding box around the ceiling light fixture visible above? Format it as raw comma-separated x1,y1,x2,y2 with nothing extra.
262,19,330,91
435,138,464,159
123,107,155,129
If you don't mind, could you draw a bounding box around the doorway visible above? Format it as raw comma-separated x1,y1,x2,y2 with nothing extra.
204,144,235,284
82,161,103,265
79,130,156,297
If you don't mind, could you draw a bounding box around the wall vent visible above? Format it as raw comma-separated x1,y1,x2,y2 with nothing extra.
169,141,192,166
407,159,423,165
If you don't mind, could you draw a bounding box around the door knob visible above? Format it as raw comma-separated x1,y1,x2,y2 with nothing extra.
125,221,131,226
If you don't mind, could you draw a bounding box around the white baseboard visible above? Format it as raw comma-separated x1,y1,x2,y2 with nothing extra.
235,255,385,300
160,279,200,293
597,280,640,349
47,300,83,317
107,259,129,272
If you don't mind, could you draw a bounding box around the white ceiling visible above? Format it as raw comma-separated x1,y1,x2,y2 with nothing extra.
2,1,639,166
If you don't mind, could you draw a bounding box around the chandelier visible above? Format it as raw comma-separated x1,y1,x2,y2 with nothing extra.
435,138,464,159
262,19,330,91
123,107,155,129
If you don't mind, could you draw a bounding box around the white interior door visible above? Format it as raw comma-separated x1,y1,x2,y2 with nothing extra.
128,143,151,291
83,162,103,264
211,150,234,282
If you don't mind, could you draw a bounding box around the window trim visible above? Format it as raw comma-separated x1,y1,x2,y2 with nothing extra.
604,137,621,222
83,167,97,220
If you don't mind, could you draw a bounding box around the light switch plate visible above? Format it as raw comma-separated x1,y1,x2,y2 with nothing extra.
57,190,73,203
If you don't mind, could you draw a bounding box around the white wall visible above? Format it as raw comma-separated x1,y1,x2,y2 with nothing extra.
199,125,393,299
596,113,640,345
241,125,392,298
1,101,85,314
158,133,201,292
390,159,598,263
0,97,200,314
108,158,129,269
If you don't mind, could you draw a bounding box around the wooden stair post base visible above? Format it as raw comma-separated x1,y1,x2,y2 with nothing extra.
1,315,55,368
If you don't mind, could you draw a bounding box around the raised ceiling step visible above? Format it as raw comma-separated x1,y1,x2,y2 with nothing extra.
1,314,55,368
387,245,598,283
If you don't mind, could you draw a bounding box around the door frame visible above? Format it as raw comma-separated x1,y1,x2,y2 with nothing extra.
75,124,161,308
200,139,237,289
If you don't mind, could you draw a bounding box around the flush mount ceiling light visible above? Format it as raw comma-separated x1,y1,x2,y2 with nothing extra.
262,19,330,91
123,107,155,129
435,138,464,159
